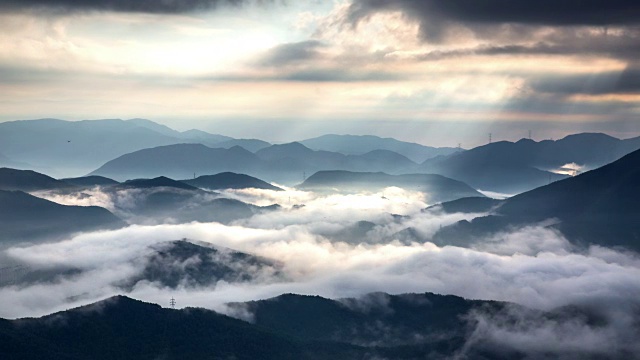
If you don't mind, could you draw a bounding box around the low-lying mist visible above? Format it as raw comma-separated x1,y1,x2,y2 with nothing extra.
4,185,640,356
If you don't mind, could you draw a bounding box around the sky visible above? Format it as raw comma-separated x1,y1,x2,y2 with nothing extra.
1,0,639,147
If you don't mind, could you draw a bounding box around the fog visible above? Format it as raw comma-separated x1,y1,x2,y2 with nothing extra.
3,185,640,356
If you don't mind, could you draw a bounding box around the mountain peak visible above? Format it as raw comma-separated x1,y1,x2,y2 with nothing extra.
120,176,198,190
0,167,74,191
273,142,311,150
558,132,620,144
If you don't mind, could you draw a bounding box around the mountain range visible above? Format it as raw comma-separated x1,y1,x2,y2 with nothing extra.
0,292,625,360
0,169,286,243
0,119,270,177
5,118,640,195
89,142,422,184
421,134,640,193
87,127,640,194
0,190,124,246
0,168,75,192
432,147,640,251
300,134,460,163
182,172,283,191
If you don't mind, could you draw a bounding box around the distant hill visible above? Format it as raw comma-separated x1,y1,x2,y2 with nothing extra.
0,119,250,177
128,118,232,143
117,176,198,191
256,142,418,174
126,120,272,151
0,168,74,192
300,134,460,163
0,190,125,245
434,148,640,251
90,142,420,184
256,142,338,162
90,179,276,224
90,144,262,181
125,240,283,289
182,172,283,191
213,138,271,152
420,133,640,194
61,175,119,187
299,170,483,203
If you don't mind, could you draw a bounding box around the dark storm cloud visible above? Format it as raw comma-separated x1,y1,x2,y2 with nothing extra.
348,0,640,53
253,40,402,82
258,40,326,67
349,0,640,28
0,0,266,13
412,43,566,61
529,67,640,95
409,32,640,60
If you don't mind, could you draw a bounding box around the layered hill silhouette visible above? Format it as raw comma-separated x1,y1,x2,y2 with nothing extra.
0,293,622,360
0,167,275,226
99,181,270,225
0,296,358,360
421,133,640,194
0,119,271,177
90,142,420,184
255,142,418,177
0,168,74,192
299,171,483,203
91,144,262,181
0,190,125,245
434,148,640,251
116,176,199,191
63,175,280,225
301,134,460,163
182,172,283,191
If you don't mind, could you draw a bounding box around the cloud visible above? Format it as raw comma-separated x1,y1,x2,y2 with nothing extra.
348,1,640,29
0,0,268,14
529,66,640,95
1,185,639,336
257,40,327,67
459,302,640,358
409,37,640,61
3,185,640,358
347,0,640,67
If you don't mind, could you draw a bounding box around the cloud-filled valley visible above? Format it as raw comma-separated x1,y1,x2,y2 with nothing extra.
3,183,640,358
2,0,640,356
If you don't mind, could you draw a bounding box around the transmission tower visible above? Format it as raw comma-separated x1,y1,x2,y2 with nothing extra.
170,297,176,309
489,133,492,144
